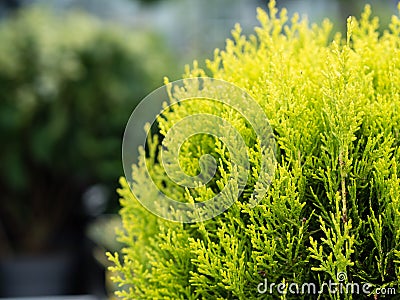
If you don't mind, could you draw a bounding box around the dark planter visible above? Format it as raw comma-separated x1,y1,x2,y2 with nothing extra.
0,252,78,297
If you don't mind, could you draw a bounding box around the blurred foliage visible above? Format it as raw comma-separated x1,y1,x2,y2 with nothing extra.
138,0,161,4
0,6,175,254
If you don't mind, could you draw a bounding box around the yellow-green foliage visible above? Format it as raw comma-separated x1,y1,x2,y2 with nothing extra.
109,2,400,299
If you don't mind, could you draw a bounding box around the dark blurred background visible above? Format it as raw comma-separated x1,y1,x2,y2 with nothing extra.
0,0,397,298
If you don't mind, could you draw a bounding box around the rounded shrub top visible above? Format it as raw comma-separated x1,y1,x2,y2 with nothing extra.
110,2,400,299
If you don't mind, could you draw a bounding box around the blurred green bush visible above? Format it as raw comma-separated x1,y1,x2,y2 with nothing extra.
0,6,174,254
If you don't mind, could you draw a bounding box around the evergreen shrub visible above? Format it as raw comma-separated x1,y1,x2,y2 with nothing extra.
109,1,400,299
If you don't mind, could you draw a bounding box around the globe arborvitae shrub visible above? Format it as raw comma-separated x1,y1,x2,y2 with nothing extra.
109,1,400,299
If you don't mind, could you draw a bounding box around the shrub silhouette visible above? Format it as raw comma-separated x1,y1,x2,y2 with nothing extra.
109,2,400,299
